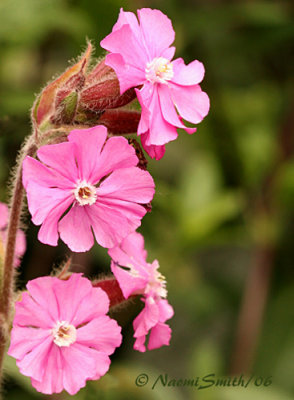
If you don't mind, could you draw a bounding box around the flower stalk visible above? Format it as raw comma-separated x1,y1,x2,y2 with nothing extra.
0,136,37,381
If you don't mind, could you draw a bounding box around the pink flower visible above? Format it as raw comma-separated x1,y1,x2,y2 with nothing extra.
108,232,174,352
101,8,210,159
8,274,122,395
0,202,26,267
22,126,155,252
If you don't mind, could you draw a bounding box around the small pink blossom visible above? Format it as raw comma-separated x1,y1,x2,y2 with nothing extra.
101,8,210,159
8,274,122,395
22,126,155,252
0,202,26,267
108,232,174,352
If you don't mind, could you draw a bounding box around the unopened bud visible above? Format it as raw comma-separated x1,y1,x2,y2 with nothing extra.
92,277,126,309
32,43,92,133
52,91,78,124
79,79,136,112
85,59,113,84
99,110,140,134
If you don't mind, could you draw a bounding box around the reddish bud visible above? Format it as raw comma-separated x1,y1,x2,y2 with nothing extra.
99,109,140,134
85,59,113,84
51,91,78,125
32,43,92,129
92,277,127,308
79,79,136,112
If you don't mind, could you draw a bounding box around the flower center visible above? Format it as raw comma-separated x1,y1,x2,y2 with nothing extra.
146,262,167,298
52,321,77,347
74,181,97,206
145,57,173,84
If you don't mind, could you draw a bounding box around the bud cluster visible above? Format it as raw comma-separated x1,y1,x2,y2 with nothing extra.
32,43,140,144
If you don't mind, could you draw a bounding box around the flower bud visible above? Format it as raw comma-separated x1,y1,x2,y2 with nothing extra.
32,43,137,138
52,91,78,124
92,277,126,309
32,43,92,132
79,78,136,112
85,59,113,84
99,109,140,134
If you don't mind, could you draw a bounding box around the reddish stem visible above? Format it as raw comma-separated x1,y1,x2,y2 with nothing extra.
0,137,37,382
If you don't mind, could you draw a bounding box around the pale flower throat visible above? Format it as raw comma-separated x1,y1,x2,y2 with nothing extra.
52,321,77,347
146,262,168,298
74,180,97,206
145,57,174,84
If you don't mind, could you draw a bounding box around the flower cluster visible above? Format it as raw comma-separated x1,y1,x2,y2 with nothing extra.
6,6,209,396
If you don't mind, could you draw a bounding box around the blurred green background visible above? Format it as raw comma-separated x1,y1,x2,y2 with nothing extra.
1,0,294,399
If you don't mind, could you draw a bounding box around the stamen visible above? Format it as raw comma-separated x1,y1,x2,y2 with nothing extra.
145,57,174,84
52,321,77,347
74,180,97,206
146,262,167,298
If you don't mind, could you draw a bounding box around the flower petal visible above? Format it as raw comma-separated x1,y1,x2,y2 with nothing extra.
171,58,205,85
97,167,155,203
22,156,73,190
12,292,55,329
91,136,138,183
16,335,53,382
58,205,94,252
105,53,145,94
37,194,73,246
111,261,147,299
37,142,78,183
61,344,111,395
67,126,107,182
159,84,196,133
26,277,61,322
161,46,176,61
30,345,63,394
25,181,71,226
170,83,210,124
148,323,172,350
136,85,178,145
77,315,122,355
112,8,141,36
52,274,103,324
0,202,9,229
87,201,140,249
8,327,51,360
14,229,26,267
138,8,175,59
133,335,146,352
109,231,147,267
71,286,110,327
140,134,166,160
158,299,174,322
133,297,159,337
101,24,148,71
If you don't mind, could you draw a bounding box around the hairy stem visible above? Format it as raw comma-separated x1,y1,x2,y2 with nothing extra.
57,257,72,280
0,136,37,381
